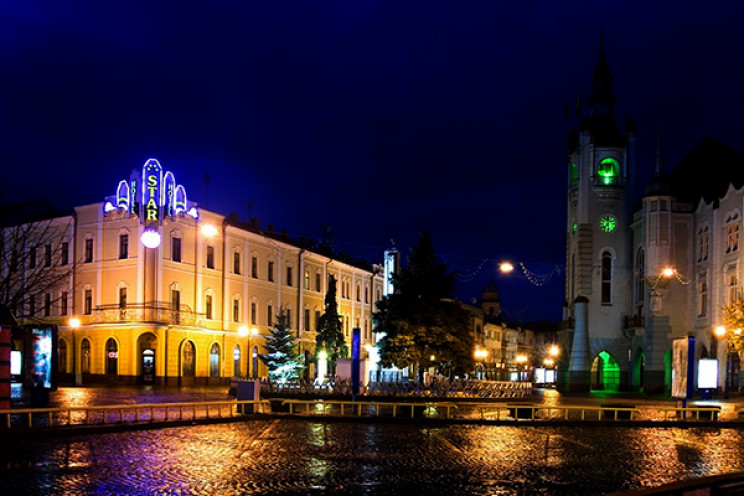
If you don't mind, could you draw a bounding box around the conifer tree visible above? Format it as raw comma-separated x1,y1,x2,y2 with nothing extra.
258,312,300,382
374,230,474,379
315,275,348,374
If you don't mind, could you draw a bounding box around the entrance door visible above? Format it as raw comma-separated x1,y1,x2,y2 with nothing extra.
142,349,155,384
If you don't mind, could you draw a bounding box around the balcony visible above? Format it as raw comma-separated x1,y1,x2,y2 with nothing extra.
90,302,206,327
624,315,645,330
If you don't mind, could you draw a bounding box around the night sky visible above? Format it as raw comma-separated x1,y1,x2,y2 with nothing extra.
2,2,744,324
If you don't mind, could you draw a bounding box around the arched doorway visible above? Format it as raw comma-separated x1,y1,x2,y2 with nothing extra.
591,351,620,391
81,338,91,384
137,333,158,385
105,338,119,383
58,338,68,379
180,340,196,386
233,344,241,377
632,349,645,390
209,343,221,380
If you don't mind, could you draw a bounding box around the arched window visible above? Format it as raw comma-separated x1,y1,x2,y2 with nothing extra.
81,338,91,374
210,343,220,378
601,251,613,304
182,341,195,377
105,338,118,375
58,339,67,374
635,248,645,304
597,157,619,185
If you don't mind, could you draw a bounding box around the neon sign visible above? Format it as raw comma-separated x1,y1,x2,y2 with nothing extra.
104,158,199,223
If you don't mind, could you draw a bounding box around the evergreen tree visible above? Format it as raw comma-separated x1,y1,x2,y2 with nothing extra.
258,312,300,382
315,275,348,373
374,230,474,378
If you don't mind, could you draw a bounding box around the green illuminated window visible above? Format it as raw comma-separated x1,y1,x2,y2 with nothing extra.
570,162,578,182
597,158,619,185
572,222,577,235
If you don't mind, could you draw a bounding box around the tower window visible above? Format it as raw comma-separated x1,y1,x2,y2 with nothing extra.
597,158,619,185
601,251,613,305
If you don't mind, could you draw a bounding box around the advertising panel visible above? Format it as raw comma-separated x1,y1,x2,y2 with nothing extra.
671,336,695,399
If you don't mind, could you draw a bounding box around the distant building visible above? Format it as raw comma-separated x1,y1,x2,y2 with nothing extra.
2,159,383,386
562,44,743,393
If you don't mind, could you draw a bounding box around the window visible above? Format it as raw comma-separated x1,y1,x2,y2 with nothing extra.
29,246,36,269
206,245,215,269
84,289,92,315
304,270,310,290
251,302,257,325
234,252,241,274
251,257,258,278
365,286,369,303
356,284,361,301
205,295,213,320
698,279,708,317
268,261,274,282
601,251,613,304
316,272,321,292
697,225,709,262
60,242,69,266
44,244,52,267
267,304,273,326
28,294,35,316
315,310,321,331
44,293,51,317
597,157,619,185
286,266,293,286
119,234,129,259
233,299,240,322
304,308,310,331
285,308,291,328
119,287,127,309
726,215,740,254
172,236,182,262
172,289,181,324
728,273,738,304
60,292,68,316
85,238,93,263
635,248,645,304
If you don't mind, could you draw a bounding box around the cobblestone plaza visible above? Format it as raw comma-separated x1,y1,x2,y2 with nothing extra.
2,417,744,495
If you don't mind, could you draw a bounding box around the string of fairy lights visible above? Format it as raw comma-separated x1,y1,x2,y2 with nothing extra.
442,257,564,287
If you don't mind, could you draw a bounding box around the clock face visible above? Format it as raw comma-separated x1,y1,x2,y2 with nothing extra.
600,215,616,233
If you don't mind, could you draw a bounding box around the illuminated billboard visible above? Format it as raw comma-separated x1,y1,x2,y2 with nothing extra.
671,336,695,399
23,325,57,390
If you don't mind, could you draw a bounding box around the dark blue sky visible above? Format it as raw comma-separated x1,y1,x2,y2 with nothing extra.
2,2,744,323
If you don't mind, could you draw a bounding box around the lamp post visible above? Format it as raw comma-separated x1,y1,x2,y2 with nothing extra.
474,348,488,380
249,327,258,378
69,317,80,386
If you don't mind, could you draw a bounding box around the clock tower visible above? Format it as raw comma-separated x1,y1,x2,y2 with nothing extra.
563,40,636,392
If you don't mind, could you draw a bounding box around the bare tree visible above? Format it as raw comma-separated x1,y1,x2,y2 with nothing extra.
0,202,75,321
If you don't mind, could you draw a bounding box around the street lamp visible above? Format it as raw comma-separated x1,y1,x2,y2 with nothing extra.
249,327,259,378
474,348,488,380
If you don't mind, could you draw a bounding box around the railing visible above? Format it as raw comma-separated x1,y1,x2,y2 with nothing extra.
0,400,268,429
90,302,206,326
278,399,459,418
468,404,643,421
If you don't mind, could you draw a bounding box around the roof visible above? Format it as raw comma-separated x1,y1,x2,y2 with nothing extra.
666,136,744,204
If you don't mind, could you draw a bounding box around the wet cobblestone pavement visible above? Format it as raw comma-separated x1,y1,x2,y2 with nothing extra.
1,419,744,495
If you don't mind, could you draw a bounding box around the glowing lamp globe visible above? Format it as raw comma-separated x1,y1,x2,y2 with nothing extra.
140,227,162,249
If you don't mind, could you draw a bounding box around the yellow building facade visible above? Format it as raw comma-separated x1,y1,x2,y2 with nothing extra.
17,160,383,386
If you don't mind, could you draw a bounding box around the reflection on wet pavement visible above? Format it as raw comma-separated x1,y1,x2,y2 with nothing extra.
1,420,743,495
